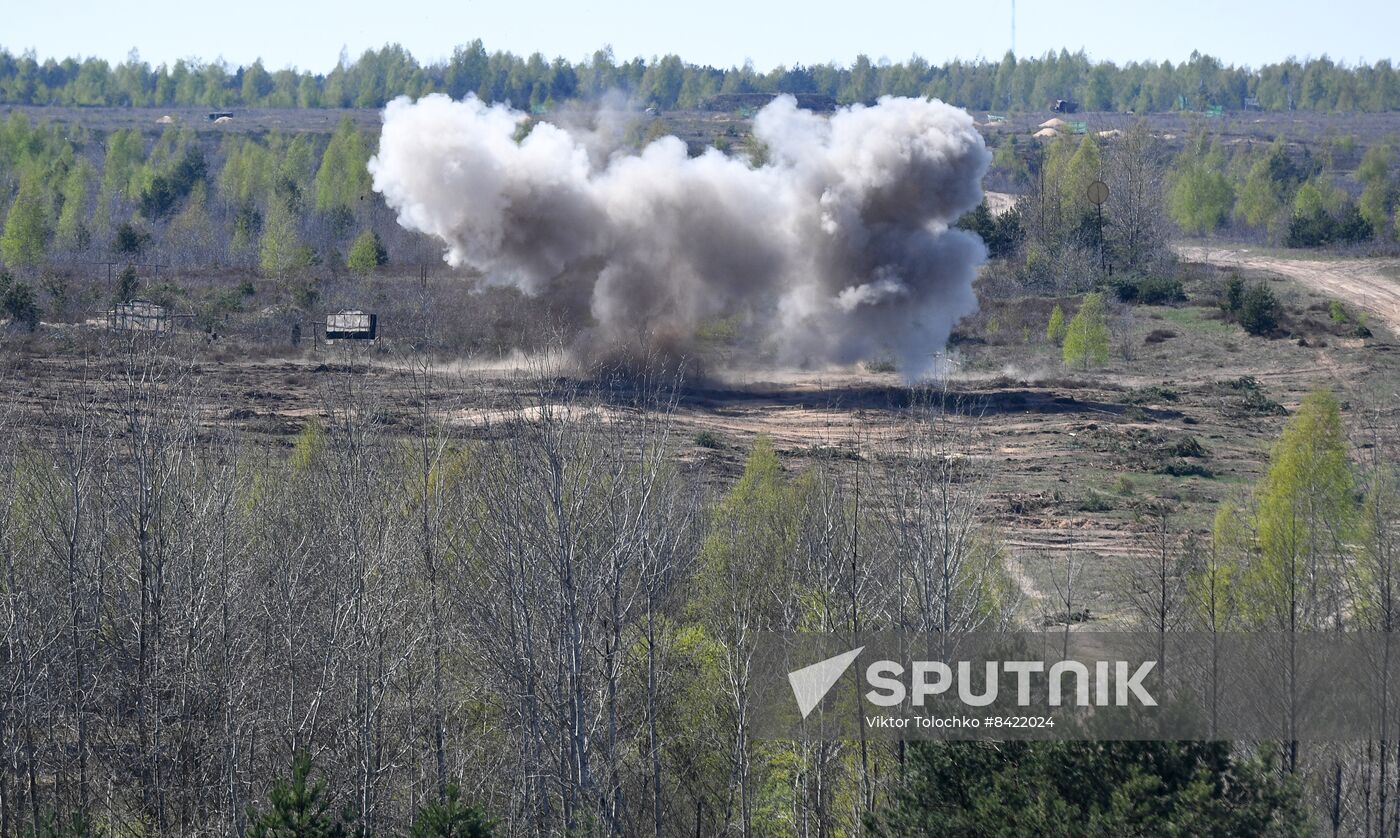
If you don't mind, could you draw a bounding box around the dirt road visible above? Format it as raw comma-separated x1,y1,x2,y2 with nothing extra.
1178,245,1400,335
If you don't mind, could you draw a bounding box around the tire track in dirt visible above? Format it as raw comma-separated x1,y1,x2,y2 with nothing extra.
1178,245,1400,336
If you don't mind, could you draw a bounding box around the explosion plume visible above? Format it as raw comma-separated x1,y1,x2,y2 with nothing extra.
369,93,990,378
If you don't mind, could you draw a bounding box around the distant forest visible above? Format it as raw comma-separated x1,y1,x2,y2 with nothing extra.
2,43,1400,113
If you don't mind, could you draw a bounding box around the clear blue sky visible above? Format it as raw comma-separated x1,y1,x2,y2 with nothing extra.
5,0,1397,72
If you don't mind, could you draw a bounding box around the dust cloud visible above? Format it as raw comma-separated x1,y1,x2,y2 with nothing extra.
369,93,990,379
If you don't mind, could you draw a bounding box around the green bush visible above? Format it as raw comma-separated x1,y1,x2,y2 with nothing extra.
292,280,320,311
1236,283,1280,336
114,264,140,304
1125,385,1179,404
2,275,40,331
696,316,740,344
1155,460,1215,478
1286,202,1373,247
1076,490,1115,512
1222,276,1245,313
1163,434,1208,458
1112,275,1184,305
112,221,151,256
196,289,246,332
1219,376,1287,416
1222,277,1279,336
871,740,1308,835
143,281,184,310
693,430,723,449
863,358,897,373
41,273,69,317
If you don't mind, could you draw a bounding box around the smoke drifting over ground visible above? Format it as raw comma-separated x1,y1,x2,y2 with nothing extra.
369,93,990,379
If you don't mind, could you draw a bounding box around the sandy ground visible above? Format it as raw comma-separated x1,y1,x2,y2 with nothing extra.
984,191,1018,216
1178,245,1400,335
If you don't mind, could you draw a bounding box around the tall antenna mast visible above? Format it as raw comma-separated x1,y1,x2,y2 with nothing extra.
1011,0,1017,56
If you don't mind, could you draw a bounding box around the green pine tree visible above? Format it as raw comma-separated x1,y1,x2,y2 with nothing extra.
407,787,494,838
1236,282,1279,336
246,753,349,838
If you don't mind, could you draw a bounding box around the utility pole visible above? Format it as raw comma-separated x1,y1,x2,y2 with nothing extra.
1087,180,1110,275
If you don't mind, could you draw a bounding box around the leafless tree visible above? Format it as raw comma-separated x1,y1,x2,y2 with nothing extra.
876,385,1016,637
1102,121,1173,276
1121,503,1189,667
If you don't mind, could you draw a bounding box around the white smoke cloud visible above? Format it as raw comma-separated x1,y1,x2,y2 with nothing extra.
369,92,989,379
835,269,909,312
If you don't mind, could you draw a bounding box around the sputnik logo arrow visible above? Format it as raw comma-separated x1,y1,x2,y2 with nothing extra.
788,647,864,719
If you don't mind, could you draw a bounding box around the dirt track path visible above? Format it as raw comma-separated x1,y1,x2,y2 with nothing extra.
1177,245,1400,335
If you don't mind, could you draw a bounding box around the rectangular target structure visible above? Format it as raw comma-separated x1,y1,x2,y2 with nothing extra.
109,300,171,334
325,311,378,343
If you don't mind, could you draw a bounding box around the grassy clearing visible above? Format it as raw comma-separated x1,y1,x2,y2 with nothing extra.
1149,305,1238,337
